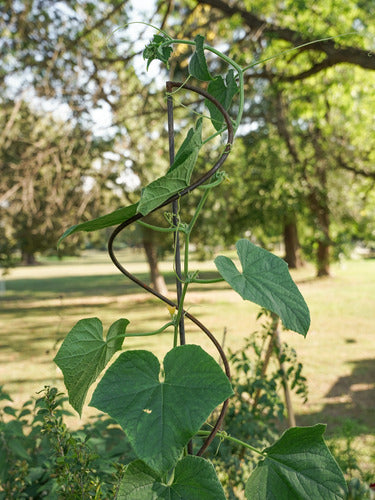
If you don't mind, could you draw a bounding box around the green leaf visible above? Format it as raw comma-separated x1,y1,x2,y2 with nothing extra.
58,202,139,245
90,344,233,475
54,317,129,415
214,239,310,336
206,70,239,131
137,119,203,216
167,124,197,174
245,425,348,500
8,439,30,460
0,387,12,402
188,35,213,81
2,406,16,416
143,34,173,70
117,456,226,499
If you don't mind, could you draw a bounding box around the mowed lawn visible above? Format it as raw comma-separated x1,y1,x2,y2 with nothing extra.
1,249,374,477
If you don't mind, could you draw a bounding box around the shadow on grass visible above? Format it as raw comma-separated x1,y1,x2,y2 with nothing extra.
3,271,224,301
3,301,113,318
6,375,63,386
3,273,152,300
1,291,209,360
295,274,332,285
296,358,375,436
0,299,164,358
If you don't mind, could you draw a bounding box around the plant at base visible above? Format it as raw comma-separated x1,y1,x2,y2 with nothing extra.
39,386,121,498
55,30,348,499
0,386,130,499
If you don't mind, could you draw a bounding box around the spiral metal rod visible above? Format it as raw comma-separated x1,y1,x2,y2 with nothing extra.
108,81,234,456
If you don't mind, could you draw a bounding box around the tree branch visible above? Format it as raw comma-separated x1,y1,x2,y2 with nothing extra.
159,0,175,30
337,155,375,180
282,58,339,82
72,0,128,44
197,0,375,72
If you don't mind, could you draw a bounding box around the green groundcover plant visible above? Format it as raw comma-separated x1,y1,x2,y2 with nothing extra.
54,30,350,498
0,386,131,498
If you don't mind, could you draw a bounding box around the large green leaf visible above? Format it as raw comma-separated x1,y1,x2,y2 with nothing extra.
137,119,203,216
188,35,213,81
58,202,139,244
90,345,233,475
206,70,239,131
245,425,348,500
214,239,310,336
54,317,129,415
117,456,226,499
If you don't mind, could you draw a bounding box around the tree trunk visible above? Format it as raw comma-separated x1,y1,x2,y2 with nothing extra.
317,237,330,277
314,186,331,277
142,239,168,297
306,159,331,277
21,250,37,266
283,215,303,269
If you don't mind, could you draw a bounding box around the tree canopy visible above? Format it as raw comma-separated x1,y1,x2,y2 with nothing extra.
163,0,375,273
1,0,374,274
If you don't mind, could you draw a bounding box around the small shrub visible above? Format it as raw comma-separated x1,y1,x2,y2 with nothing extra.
0,386,132,499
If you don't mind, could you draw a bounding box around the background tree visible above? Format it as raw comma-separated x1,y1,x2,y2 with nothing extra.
0,98,116,264
161,0,375,274
0,0,174,291
1,0,374,278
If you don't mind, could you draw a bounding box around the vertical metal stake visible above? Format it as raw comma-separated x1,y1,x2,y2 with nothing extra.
166,82,186,346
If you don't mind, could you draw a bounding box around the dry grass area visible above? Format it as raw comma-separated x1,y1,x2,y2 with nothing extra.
1,249,374,477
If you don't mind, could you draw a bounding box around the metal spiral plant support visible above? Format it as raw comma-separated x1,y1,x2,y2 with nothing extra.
108,81,234,456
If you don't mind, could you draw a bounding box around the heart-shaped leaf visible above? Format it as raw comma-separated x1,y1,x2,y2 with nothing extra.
215,239,310,336
245,425,348,499
54,317,129,415
90,345,233,475
188,35,213,81
137,119,203,215
206,70,239,131
117,456,226,499
58,202,139,245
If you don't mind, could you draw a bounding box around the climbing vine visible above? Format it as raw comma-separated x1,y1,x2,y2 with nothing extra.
56,30,348,498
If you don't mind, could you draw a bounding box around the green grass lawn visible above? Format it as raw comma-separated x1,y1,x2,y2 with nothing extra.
1,249,374,479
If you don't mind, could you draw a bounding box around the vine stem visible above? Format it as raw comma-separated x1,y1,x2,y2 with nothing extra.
107,81,234,458
167,81,186,347
173,280,188,348
241,32,357,72
191,277,224,284
137,220,176,233
196,430,265,457
124,321,174,338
